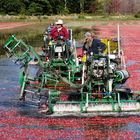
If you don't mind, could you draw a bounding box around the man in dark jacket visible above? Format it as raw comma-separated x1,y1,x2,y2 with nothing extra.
83,32,106,55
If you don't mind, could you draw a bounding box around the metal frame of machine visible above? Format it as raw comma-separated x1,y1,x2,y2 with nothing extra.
3,25,140,115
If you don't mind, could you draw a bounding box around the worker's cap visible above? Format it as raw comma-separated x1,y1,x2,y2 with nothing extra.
55,19,63,25
84,32,92,37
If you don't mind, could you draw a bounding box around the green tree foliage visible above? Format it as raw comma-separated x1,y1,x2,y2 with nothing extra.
67,0,81,13
0,0,139,15
0,0,25,15
26,0,52,15
28,2,43,15
49,0,63,14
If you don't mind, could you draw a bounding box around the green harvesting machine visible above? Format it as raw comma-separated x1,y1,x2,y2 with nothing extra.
3,26,140,115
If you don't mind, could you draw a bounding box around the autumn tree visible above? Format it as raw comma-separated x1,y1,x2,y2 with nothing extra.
128,0,135,13
111,0,121,13
104,0,121,14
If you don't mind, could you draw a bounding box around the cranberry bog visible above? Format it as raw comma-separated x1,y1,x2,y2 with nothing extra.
0,21,140,139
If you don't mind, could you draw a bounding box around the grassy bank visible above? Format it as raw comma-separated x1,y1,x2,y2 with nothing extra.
0,22,49,56
0,14,140,22
0,20,92,56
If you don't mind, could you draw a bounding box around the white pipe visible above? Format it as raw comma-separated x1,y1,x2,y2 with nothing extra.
82,64,85,85
117,24,121,58
121,50,126,70
108,79,113,92
58,52,61,59
85,92,89,109
73,39,79,69
117,24,126,70
118,93,121,109
68,70,71,81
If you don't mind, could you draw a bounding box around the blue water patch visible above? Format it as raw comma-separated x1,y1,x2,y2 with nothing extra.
134,70,140,73
126,60,136,66
122,122,140,135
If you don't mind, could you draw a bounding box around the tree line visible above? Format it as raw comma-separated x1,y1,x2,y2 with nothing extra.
0,0,139,15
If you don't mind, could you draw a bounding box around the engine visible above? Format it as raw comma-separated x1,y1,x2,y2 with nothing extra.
84,53,130,95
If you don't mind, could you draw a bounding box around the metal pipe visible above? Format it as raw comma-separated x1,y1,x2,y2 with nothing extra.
117,24,121,58
85,92,89,109
121,50,127,70
73,39,78,67
117,93,121,110
20,66,28,99
82,64,85,85
117,24,126,70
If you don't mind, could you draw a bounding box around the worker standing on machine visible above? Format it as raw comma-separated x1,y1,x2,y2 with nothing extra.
83,32,106,56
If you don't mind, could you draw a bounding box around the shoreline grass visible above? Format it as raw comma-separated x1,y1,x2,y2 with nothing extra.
0,14,140,22
0,15,139,56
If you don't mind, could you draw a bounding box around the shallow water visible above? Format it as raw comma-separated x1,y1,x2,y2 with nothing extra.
0,58,140,140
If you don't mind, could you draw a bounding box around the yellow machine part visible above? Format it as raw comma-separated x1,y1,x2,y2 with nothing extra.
81,54,87,63
101,38,118,54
